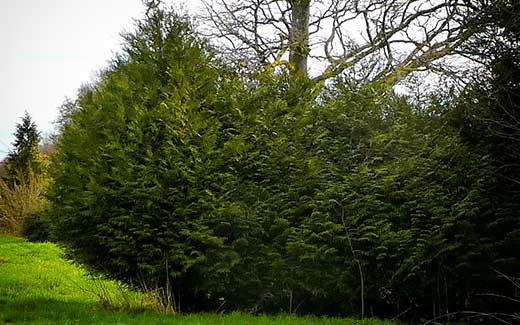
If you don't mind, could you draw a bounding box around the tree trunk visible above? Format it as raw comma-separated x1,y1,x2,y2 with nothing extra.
289,0,310,81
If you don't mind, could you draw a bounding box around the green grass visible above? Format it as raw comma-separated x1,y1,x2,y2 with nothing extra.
0,235,395,324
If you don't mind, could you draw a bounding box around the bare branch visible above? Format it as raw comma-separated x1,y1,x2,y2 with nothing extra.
198,0,489,85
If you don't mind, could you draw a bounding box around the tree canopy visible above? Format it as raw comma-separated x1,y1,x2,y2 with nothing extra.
200,0,493,86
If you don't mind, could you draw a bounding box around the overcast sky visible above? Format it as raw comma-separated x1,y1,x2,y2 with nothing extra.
0,0,150,159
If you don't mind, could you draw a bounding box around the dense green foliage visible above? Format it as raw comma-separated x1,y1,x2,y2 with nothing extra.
0,235,392,325
48,6,250,312
47,3,519,323
451,0,520,317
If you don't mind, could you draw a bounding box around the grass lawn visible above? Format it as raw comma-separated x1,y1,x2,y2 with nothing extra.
0,235,395,324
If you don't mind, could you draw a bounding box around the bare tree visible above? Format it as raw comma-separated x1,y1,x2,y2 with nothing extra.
199,0,491,87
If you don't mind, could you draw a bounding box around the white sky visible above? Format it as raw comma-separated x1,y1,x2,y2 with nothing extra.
0,0,148,159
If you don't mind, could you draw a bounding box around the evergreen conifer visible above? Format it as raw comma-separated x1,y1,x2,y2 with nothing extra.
4,112,43,186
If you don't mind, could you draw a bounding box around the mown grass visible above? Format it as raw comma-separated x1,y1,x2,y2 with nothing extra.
0,235,395,324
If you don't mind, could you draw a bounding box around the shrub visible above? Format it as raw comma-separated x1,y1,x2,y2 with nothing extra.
23,212,51,242
48,5,245,310
0,172,49,237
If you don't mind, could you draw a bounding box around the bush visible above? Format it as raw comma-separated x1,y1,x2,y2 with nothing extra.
23,212,51,242
0,172,49,237
48,5,246,311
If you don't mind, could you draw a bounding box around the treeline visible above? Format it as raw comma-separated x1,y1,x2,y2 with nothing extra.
1,1,518,323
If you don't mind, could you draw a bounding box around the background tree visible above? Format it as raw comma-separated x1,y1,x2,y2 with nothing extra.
200,0,491,86
3,112,44,186
0,113,48,239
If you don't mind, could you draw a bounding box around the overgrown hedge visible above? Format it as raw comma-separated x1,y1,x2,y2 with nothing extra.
47,5,519,322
